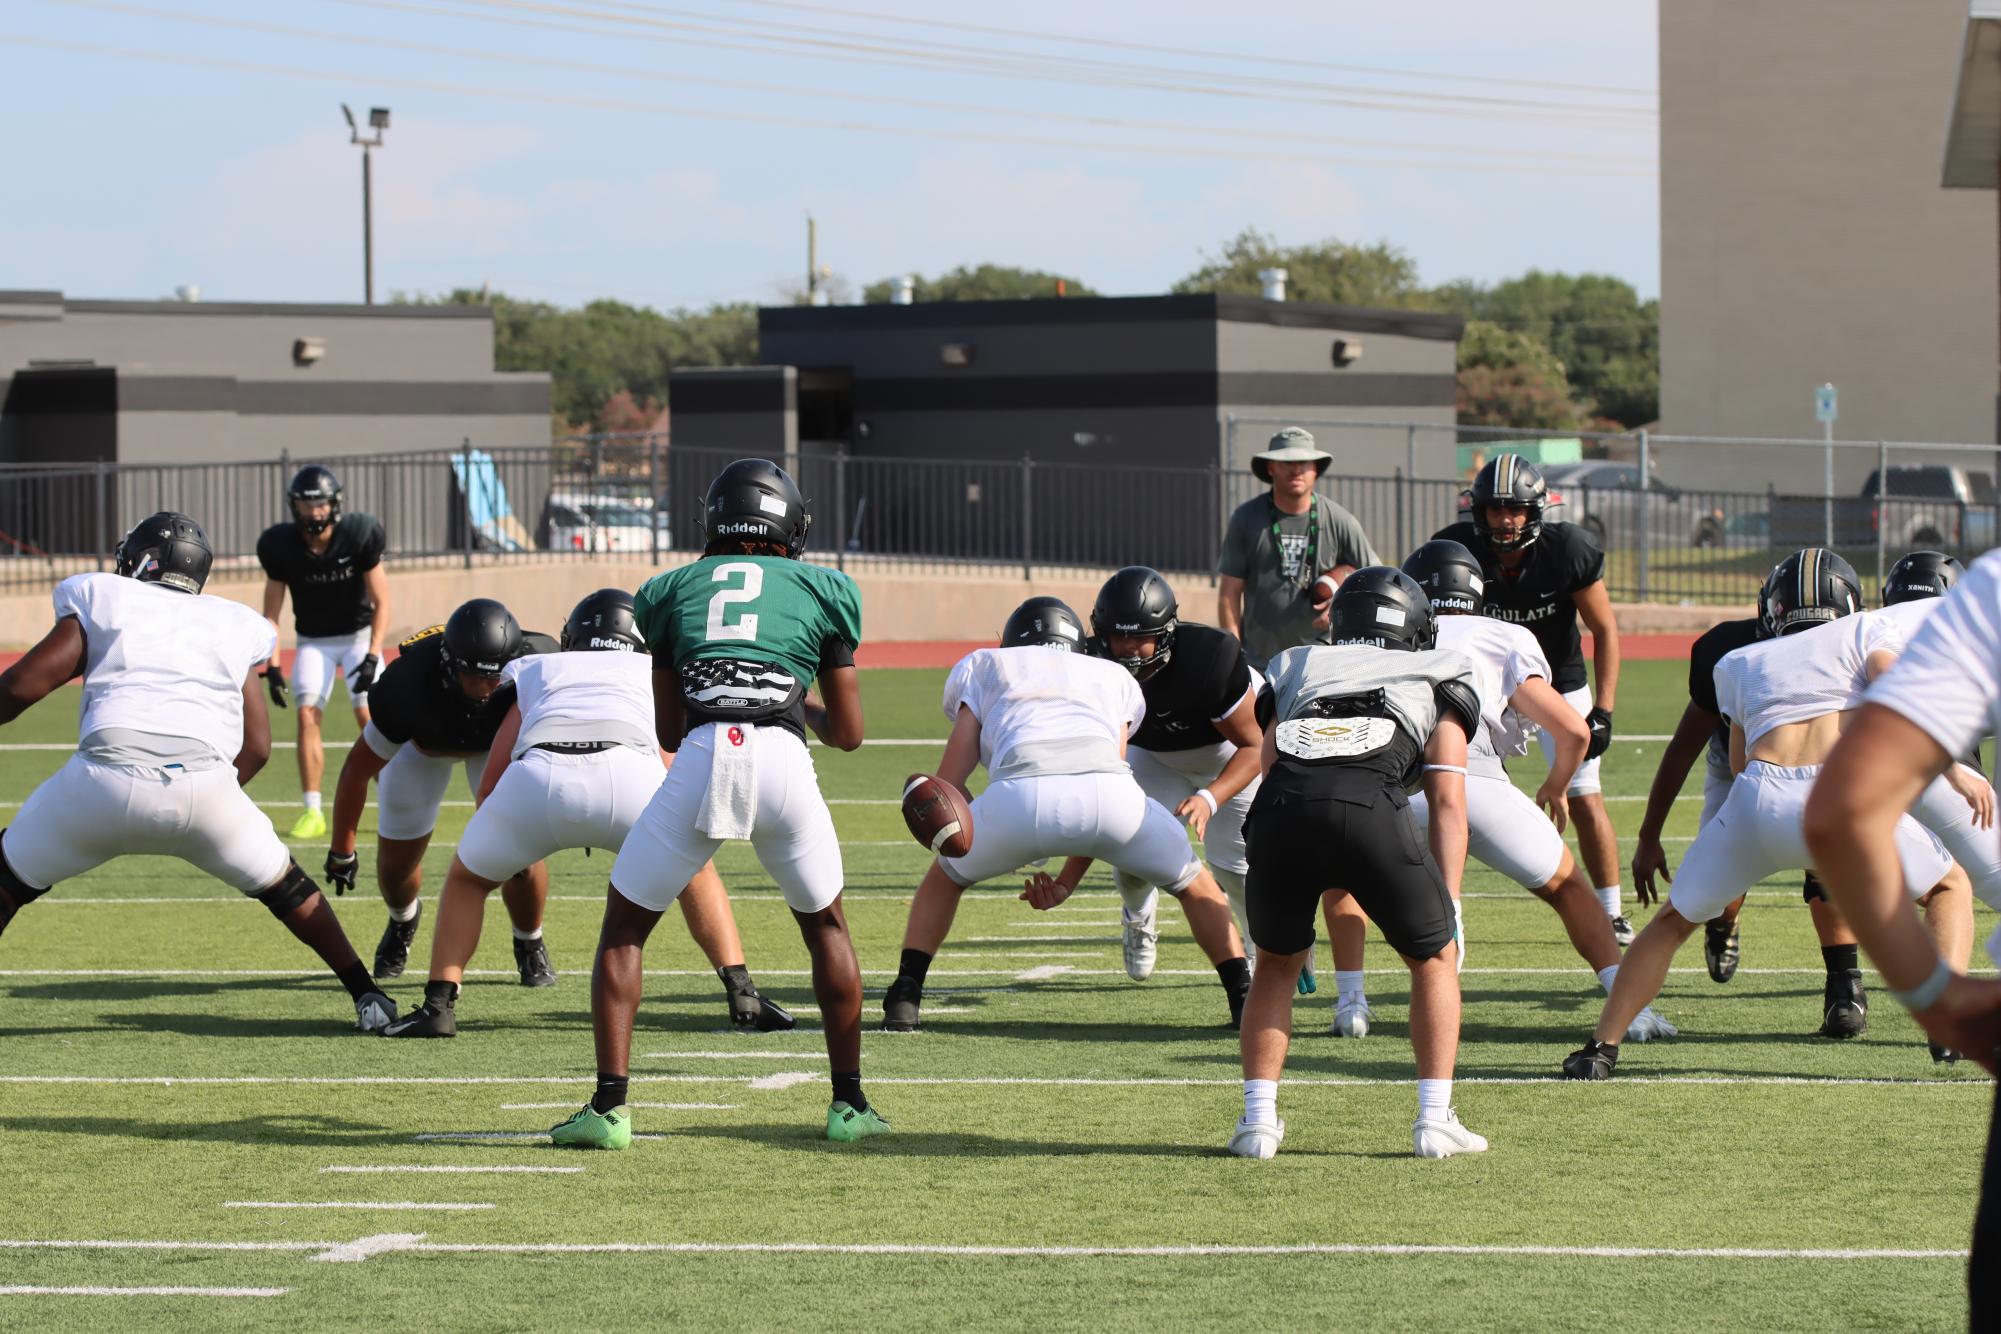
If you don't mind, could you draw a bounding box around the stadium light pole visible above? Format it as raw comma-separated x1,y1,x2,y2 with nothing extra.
342,104,390,305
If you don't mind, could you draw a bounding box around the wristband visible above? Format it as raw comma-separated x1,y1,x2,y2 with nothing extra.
1194,788,1218,815
1889,956,1953,1012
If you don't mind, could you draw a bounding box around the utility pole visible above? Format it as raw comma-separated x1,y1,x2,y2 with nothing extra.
807,215,818,307
342,104,390,304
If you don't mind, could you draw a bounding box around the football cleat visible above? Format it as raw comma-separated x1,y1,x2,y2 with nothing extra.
826,1100,892,1142
288,808,328,841
1227,1117,1285,1159
881,976,922,1033
381,999,456,1038
1819,969,1867,1039
1625,1005,1679,1043
1331,998,1374,1039
1930,1043,1963,1066
354,990,398,1034
1296,942,1317,996
728,987,796,1033
514,936,556,988
1561,1039,1619,1080
1413,1108,1489,1159
373,905,422,980
550,1103,631,1150
1704,918,1741,983
1610,915,1636,948
1122,900,1159,982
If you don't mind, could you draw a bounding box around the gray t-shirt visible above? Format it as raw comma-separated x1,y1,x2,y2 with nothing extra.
1219,493,1379,669
1260,643,1481,748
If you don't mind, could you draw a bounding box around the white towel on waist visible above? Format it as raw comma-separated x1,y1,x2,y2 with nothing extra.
696,723,757,840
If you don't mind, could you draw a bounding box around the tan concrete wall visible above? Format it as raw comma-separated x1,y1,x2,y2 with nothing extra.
1659,0,1998,491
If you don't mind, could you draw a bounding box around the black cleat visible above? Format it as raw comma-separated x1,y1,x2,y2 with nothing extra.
727,985,796,1033
1561,1039,1620,1080
373,905,421,980
1610,915,1636,948
382,1000,457,1038
882,975,923,1032
1930,1043,1963,1066
514,936,556,988
1818,969,1868,1039
1704,918,1741,983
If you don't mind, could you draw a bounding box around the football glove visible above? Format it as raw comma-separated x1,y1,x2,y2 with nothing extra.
263,665,290,709
324,850,360,896
1585,706,1614,761
347,653,380,695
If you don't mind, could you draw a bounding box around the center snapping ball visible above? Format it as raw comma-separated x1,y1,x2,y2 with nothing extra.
902,773,974,858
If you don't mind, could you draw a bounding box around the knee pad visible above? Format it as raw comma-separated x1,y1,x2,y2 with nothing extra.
0,829,49,912
255,860,321,918
1801,872,1826,904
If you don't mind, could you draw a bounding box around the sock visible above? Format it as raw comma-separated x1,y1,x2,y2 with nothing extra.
1597,964,1619,994
1452,900,1465,972
591,1072,628,1114
389,900,420,924
1417,1078,1452,1123
717,963,755,996
1335,969,1366,1008
511,925,543,942
1822,943,1860,975
1596,885,1623,917
1242,1077,1277,1126
423,979,459,1009
335,960,377,1002
1116,873,1157,918
1216,956,1252,996
897,948,934,988
832,1070,868,1113
302,791,323,812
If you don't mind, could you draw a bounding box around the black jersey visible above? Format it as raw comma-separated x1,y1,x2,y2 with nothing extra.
1130,624,1254,753
1688,616,1761,772
366,626,554,755
1432,520,1603,693
256,513,386,638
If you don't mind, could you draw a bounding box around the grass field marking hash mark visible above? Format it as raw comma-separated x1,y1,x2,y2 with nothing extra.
0,1072,1985,1089
223,1201,496,1212
311,1233,427,1263
320,1165,582,1174
0,1285,292,1297
748,1072,821,1091
1015,964,1077,981
499,1102,740,1110
638,1051,829,1060
412,1131,666,1142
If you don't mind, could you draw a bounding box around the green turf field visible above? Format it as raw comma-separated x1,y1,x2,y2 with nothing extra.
0,660,1990,1331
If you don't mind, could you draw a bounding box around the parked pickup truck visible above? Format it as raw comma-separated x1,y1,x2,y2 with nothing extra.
1769,465,1998,553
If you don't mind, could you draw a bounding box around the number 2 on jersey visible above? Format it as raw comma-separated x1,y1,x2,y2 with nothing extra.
706,562,763,642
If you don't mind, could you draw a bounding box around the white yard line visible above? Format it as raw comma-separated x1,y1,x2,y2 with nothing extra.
747,1072,820,1091
224,1201,494,1212
0,1285,291,1297
968,936,1119,944
1014,964,1077,982
0,964,1942,981
0,735,1686,753
311,1232,427,1263
499,1102,738,1111
320,1165,580,1175
639,1051,828,1061
413,1131,664,1142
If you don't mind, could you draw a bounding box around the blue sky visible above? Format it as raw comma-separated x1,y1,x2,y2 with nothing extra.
1,0,1659,310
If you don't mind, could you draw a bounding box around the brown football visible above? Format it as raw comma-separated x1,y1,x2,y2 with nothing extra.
901,773,974,858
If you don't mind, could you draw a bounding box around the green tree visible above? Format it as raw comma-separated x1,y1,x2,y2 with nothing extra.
861,263,1096,303
1430,271,1657,427
1172,228,1428,308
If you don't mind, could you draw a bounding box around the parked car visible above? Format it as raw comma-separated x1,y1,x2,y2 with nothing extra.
1769,465,1999,552
537,492,665,553
1538,461,1729,549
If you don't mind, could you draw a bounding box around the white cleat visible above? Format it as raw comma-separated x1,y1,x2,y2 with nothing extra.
1626,1005,1679,1043
1121,903,1159,982
1413,1108,1489,1159
1331,998,1374,1038
354,990,398,1034
1227,1117,1285,1159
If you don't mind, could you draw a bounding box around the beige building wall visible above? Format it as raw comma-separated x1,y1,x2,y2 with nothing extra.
1660,0,1998,491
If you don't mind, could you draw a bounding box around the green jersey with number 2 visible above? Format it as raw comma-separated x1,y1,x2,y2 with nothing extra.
634,553,862,689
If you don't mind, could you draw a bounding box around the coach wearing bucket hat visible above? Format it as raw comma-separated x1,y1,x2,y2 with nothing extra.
1217,427,1378,670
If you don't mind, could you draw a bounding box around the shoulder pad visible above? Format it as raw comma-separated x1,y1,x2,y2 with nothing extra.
399,624,444,651
1435,678,1482,738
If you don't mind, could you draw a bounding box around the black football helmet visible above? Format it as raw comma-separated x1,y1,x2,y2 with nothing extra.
1761,548,1863,637
1002,596,1087,652
1329,566,1437,652
562,588,646,653
441,597,522,684
115,511,212,595
1401,539,1486,616
701,459,810,557
288,464,343,535
1882,550,1964,607
1090,566,1178,679
1467,453,1549,552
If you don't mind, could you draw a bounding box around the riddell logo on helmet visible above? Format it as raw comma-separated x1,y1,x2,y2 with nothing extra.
1433,595,1477,611
589,636,637,651
712,521,765,536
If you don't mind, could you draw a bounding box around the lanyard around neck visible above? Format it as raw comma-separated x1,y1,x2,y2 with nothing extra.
1269,496,1318,588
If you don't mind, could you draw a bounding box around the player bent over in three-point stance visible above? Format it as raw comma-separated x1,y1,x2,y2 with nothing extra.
0,513,396,1031
1231,567,1487,1160
385,589,793,1038
552,459,883,1148
881,597,1253,1034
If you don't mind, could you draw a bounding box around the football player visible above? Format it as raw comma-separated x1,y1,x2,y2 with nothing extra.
1563,550,1967,1078
1087,566,1267,985
881,596,1253,1034
257,466,389,841
0,513,396,1031
552,459,882,1149
1435,454,1630,943
1230,567,1486,1160
383,589,793,1038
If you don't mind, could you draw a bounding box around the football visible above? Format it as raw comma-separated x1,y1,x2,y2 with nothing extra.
901,773,974,857
1310,574,1340,606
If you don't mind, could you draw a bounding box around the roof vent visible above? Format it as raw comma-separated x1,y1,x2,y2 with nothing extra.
1258,267,1287,302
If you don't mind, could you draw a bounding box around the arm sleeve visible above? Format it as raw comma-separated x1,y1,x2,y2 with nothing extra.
249,613,278,664
254,529,284,581
941,656,979,724
1210,648,1254,721
1866,560,2001,760
366,669,415,745
1711,659,1739,726
818,636,855,672
1504,640,1549,697
1568,528,1606,587
356,518,386,571
1688,630,1721,711
50,575,88,622
1217,506,1254,579
829,574,863,653
1254,683,1277,731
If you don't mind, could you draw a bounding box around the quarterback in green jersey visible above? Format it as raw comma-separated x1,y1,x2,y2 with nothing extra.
550,459,887,1149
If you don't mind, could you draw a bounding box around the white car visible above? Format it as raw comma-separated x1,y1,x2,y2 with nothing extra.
539,492,663,553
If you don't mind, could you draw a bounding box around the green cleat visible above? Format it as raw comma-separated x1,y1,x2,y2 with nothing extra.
549,1103,631,1150
288,808,328,840
826,1100,891,1142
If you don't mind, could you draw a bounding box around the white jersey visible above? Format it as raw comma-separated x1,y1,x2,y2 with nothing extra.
503,650,657,758
943,646,1144,779
1868,551,2001,770
1714,611,1903,748
1872,597,1941,642
55,572,276,765
1435,615,1550,764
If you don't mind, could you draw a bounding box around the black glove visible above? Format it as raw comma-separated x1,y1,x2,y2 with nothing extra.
263,665,289,709
347,653,380,695
324,850,359,896
1586,706,1614,761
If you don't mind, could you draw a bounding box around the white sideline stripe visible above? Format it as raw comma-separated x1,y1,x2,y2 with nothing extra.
321,1165,579,1175
0,794,1710,811
0,1285,290,1297
413,1131,665,1142
2,1072,1973,1090
0,1239,327,1253
641,1051,827,1061
0,965,1918,980
748,1071,820,1091
313,1232,426,1263
969,936,1118,944
500,1102,738,1111
0,735,1686,753
1015,964,1076,981
224,1201,493,1212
